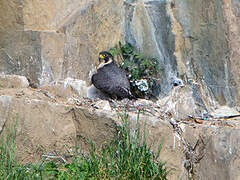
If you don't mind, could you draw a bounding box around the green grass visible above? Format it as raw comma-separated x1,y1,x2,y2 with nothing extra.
0,114,169,180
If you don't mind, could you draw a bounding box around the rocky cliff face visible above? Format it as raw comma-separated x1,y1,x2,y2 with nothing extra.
0,0,124,84
1,0,240,179
1,0,239,110
1,77,240,179
173,0,239,108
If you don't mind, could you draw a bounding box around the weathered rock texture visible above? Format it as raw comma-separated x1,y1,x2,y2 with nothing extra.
0,74,29,88
1,0,240,179
171,0,239,109
1,85,240,179
0,0,124,85
1,0,240,110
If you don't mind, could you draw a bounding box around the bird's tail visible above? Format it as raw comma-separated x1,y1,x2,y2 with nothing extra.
121,87,136,100
128,89,137,100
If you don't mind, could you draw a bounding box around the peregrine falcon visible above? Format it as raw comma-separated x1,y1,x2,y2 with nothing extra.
91,51,134,99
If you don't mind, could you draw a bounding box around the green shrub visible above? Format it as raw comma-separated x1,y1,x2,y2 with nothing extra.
109,42,164,99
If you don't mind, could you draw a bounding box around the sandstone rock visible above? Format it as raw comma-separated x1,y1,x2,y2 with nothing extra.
0,0,24,32
0,30,42,83
40,82,73,101
63,78,87,97
157,86,198,120
61,0,124,82
40,78,88,101
122,0,240,109
171,0,238,108
39,77,115,102
39,32,65,85
1,0,240,178
195,127,240,180
223,0,240,105
0,0,124,85
0,93,75,162
0,74,29,88
23,0,88,31
0,87,240,179
72,107,117,146
1,0,240,111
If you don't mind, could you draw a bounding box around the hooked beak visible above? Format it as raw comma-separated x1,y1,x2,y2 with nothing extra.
97,57,105,69
98,57,105,64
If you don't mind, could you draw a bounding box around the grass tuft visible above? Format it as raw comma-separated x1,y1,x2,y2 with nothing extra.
0,114,169,179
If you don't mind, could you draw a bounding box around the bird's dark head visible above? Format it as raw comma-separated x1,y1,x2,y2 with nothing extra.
97,51,114,69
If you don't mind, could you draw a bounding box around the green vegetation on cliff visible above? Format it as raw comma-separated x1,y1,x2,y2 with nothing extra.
0,115,168,180
109,42,163,99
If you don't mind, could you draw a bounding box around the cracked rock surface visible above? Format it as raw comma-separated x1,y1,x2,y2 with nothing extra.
0,76,240,179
